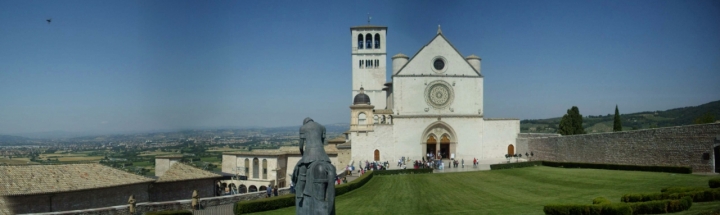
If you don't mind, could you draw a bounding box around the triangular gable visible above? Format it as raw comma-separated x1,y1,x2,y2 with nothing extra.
394,34,481,77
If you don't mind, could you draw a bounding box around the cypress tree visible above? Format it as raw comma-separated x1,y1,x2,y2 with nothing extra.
613,105,622,132
570,106,585,134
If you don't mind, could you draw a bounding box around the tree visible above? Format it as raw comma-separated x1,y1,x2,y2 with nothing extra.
694,112,716,124
558,106,585,135
613,105,622,132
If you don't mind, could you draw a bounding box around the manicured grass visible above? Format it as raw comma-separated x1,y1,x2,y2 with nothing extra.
253,166,720,215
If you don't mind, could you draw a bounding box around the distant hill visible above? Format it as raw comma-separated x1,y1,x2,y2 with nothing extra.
521,100,720,133
0,135,32,144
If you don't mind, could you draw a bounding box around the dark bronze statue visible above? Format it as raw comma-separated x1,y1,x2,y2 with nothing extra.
291,117,336,215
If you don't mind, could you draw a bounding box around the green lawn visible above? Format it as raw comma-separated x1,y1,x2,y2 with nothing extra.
254,166,720,215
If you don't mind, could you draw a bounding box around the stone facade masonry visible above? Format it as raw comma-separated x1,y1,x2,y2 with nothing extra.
526,123,720,173
149,179,215,202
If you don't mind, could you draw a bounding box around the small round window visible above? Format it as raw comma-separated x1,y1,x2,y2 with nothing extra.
433,59,445,70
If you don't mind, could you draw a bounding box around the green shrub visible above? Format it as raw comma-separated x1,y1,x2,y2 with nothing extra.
661,186,706,193
490,161,543,170
623,188,720,203
543,204,602,215
543,203,631,215
709,178,720,188
234,170,379,214
233,194,295,214
541,161,691,174
627,200,667,214
593,197,611,205
146,210,193,215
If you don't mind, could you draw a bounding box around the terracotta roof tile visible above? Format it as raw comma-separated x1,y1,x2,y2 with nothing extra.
155,162,222,183
0,164,154,196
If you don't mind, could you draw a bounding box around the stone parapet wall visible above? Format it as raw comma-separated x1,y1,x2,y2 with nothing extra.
516,133,560,155
27,188,292,215
526,123,720,173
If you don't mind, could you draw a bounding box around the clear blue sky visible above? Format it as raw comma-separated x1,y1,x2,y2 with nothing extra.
1,0,719,135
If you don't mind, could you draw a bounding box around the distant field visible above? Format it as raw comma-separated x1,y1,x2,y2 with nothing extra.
255,166,720,215
56,156,103,162
0,157,34,165
207,147,245,152
138,151,176,156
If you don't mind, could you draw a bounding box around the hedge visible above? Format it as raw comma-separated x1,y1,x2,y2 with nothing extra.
489,161,543,170
146,210,193,215
541,161,692,174
490,161,691,174
709,178,720,188
544,197,692,215
543,203,631,215
234,169,380,214
660,186,706,193
622,188,720,203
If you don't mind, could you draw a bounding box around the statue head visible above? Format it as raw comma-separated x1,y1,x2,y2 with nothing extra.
303,117,313,125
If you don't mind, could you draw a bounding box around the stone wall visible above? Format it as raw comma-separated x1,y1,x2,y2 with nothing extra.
526,123,720,173
30,188,292,215
8,183,150,214
149,179,217,202
516,133,560,157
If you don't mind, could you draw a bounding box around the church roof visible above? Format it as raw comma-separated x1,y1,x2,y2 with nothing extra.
350,25,387,30
155,162,222,183
0,164,155,196
394,33,483,77
353,87,371,105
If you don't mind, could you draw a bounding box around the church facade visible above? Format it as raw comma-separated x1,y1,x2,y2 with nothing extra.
348,25,520,164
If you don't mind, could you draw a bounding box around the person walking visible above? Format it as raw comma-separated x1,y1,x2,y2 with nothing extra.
462,159,464,168
266,185,272,198
273,186,278,196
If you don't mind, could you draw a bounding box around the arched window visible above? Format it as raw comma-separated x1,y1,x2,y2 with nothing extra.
365,33,372,49
252,158,259,179
239,184,247,193
374,33,380,49
358,113,367,125
262,159,268,179
358,34,363,49
244,158,249,176
249,185,257,192
373,115,379,124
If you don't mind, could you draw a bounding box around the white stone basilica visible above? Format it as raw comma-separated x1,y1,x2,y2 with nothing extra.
348,25,520,163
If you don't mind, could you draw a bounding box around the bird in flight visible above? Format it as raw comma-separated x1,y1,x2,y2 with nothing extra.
46,18,51,24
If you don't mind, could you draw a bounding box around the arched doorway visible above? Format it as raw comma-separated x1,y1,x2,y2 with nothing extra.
249,185,257,192
421,121,457,160
229,183,237,194
426,136,437,158
508,144,515,156
259,186,267,191
374,149,380,161
440,135,450,159
239,184,247,193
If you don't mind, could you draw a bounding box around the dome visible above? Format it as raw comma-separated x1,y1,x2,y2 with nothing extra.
353,87,371,105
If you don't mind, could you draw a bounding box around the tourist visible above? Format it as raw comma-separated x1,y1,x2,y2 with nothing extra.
462,159,464,168
273,186,278,196
266,185,272,198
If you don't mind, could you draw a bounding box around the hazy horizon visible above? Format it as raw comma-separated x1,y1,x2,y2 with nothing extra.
1,0,719,135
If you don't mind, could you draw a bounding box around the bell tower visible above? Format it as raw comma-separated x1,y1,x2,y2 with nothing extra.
350,25,387,110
